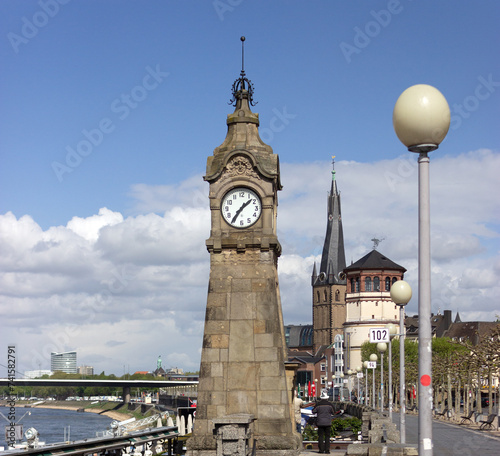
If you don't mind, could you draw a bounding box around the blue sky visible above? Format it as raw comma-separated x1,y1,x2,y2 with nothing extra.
1,0,499,376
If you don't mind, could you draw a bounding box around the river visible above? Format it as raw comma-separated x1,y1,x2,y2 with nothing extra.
2,407,113,447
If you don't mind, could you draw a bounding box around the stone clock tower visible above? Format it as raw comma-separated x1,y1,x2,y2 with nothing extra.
187,40,300,456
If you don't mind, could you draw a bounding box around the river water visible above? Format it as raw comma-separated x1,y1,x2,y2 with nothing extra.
2,407,113,447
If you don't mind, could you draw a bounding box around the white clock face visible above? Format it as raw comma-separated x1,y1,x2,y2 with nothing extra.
221,187,262,228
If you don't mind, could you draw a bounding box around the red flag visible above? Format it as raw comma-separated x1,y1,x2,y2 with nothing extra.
312,383,316,398
308,381,311,397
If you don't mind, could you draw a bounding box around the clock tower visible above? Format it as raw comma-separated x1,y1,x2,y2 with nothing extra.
187,39,300,456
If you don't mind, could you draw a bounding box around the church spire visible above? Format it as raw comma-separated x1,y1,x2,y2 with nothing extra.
314,157,346,285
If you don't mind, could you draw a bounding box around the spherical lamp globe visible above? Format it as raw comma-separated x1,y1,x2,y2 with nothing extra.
386,323,397,336
377,342,387,353
390,280,412,306
393,84,450,153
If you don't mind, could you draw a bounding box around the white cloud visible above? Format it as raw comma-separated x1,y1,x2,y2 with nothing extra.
67,208,124,242
1,150,499,376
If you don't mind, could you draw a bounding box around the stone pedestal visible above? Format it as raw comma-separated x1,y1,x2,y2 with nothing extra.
213,415,255,456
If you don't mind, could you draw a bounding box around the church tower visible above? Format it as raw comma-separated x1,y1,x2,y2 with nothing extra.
187,38,300,456
311,158,347,352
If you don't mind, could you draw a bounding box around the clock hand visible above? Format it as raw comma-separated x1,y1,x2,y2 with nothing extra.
231,199,252,224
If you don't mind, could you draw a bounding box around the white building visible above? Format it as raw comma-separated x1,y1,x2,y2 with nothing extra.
24,369,53,378
343,250,406,370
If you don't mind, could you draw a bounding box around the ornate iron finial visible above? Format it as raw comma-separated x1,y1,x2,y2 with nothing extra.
331,155,336,181
229,36,257,106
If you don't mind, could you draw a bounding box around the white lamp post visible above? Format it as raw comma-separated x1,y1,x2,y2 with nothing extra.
386,323,398,421
391,279,412,444
393,84,450,456
370,354,378,408
356,365,362,402
377,342,387,412
347,370,353,401
339,372,344,401
363,361,369,405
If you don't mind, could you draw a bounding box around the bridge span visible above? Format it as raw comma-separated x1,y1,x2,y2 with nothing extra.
0,379,198,403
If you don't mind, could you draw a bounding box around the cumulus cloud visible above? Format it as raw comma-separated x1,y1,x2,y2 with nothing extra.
1,150,499,376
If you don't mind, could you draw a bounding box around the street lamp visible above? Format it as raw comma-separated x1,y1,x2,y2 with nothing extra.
391,279,412,444
370,354,378,409
363,361,369,405
339,372,344,401
347,370,353,402
393,84,450,456
314,378,318,399
377,342,387,412
386,323,398,421
356,366,362,403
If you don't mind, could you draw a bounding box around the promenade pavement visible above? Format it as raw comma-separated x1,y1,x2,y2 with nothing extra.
299,410,500,456
394,411,500,455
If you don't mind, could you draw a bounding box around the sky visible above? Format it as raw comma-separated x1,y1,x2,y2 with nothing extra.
1,0,499,377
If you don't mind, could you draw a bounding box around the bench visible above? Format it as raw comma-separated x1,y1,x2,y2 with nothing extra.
479,413,496,430
434,408,449,419
459,410,475,425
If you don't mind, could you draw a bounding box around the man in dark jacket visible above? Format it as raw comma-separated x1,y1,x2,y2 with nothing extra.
312,392,335,454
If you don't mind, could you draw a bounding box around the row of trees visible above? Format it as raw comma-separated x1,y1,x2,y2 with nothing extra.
360,324,500,416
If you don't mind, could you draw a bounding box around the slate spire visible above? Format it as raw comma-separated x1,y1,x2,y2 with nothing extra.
314,157,346,285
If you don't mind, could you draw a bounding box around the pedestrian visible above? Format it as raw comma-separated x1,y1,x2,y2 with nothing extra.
293,389,313,434
312,391,335,454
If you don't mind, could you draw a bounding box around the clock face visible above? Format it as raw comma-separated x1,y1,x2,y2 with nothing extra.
221,187,262,228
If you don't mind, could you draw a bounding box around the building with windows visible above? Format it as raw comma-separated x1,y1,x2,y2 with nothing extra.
51,351,77,374
24,369,53,379
311,159,347,350
343,250,406,370
77,365,94,376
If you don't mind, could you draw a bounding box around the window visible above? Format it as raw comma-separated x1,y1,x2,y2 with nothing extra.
392,277,397,285
355,277,360,292
385,277,391,291
335,289,340,302
316,291,320,303
365,277,372,292
350,278,354,293
374,277,380,291
324,290,328,302
320,363,326,372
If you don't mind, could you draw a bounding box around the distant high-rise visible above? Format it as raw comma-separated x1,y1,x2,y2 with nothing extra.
78,365,94,376
51,351,77,374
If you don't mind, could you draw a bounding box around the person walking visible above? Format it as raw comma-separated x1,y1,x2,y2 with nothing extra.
312,391,335,454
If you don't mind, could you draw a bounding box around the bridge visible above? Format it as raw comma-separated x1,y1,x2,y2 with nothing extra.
0,379,198,403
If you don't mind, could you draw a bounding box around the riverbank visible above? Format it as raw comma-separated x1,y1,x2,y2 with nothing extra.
1,400,134,422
